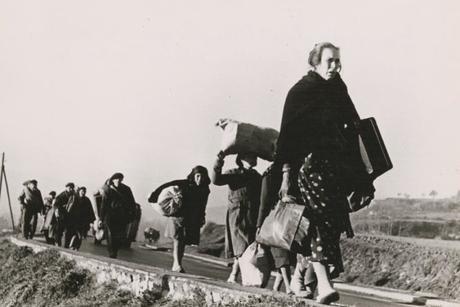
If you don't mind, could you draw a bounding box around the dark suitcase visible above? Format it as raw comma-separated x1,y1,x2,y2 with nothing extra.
358,117,393,179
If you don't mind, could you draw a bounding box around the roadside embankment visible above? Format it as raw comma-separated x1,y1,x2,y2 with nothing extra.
4,237,323,307
192,223,460,301
341,235,460,300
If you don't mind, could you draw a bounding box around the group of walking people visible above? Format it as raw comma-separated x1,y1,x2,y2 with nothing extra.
147,42,375,305
18,172,139,259
18,42,375,305
19,180,94,249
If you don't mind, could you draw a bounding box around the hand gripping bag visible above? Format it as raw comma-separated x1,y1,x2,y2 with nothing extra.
216,118,279,161
239,243,272,287
151,186,183,217
256,199,309,253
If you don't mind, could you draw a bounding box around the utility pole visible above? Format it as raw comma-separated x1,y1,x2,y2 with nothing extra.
0,153,15,230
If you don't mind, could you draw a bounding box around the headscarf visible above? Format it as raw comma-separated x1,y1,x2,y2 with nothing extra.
77,186,87,193
110,172,124,181
187,165,211,186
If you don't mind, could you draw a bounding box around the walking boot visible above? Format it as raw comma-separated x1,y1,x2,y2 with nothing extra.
290,262,313,298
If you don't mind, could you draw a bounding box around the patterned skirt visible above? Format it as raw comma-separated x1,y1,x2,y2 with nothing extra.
297,153,348,276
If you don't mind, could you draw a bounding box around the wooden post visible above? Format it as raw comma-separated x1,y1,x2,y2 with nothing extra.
0,153,15,230
3,169,15,230
0,153,3,201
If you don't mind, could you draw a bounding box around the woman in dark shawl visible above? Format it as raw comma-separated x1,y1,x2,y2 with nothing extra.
100,173,136,258
275,42,374,304
148,166,211,273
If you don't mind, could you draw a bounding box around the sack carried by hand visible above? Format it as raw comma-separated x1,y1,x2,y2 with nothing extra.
239,243,272,287
216,118,279,161
256,199,309,253
151,186,183,217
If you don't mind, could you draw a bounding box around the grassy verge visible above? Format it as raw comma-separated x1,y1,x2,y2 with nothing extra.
0,238,308,307
0,238,145,307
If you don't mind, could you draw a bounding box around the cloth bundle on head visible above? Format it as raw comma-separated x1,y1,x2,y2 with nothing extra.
65,182,75,189
215,118,279,161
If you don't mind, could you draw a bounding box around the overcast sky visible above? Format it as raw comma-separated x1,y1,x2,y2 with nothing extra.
1,1,460,220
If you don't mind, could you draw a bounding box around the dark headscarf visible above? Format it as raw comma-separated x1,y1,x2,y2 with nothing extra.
110,172,124,181
187,165,211,186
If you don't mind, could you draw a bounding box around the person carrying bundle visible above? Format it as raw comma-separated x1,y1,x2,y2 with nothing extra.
42,191,57,244
53,182,76,247
211,151,262,284
256,164,303,295
100,173,136,258
148,166,211,273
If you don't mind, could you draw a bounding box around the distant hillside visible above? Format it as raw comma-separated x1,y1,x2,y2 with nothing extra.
353,197,460,220
351,197,460,239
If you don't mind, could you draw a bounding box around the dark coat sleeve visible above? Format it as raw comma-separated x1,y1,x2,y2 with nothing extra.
100,191,108,222
18,190,26,205
83,197,96,224
54,191,68,210
257,166,281,227
124,185,136,205
276,85,319,167
36,190,45,213
199,191,210,226
123,185,137,221
212,168,245,187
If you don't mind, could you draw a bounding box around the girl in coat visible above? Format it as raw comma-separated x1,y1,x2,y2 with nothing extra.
211,151,261,284
148,166,211,273
257,164,299,295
